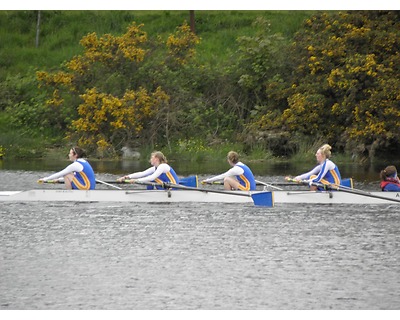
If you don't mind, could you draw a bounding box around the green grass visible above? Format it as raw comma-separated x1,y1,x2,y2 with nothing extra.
0,10,313,77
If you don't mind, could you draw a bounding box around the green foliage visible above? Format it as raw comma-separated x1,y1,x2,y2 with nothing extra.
0,11,311,160
5,11,398,161
0,112,60,158
36,22,204,157
0,11,310,77
0,145,5,158
235,17,288,105
247,11,400,159
0,71,66,139
169,138,245,162
0,71,40,111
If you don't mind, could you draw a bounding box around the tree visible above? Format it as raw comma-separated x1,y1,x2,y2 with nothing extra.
35,10,41,48
189,10,195,33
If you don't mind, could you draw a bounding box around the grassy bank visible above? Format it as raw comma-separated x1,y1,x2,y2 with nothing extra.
0,10,312,77
0,10,313,160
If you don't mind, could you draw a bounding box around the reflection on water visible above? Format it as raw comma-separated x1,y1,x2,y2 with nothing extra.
0,158,388,182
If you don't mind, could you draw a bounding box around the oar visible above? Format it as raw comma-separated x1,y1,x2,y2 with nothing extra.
202,179,283,190
284,177,353,188
113,175,198,187
179,175,198,187
203,180,292,188
38,178,122,190
286,177,400,204
255,179,283,190
38,179,63,184
133,180,274,207
95,179,122,190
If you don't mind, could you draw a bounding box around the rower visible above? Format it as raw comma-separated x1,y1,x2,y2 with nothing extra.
117,151,180,190
201,151,256,191
38,146,96,190
286,144,341,191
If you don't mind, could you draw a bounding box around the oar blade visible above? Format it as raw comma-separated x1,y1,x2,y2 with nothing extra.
179,175,198,187
251,191,274,207
340,178,353,188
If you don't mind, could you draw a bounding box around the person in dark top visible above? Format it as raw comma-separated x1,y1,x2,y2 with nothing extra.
380,165,400,191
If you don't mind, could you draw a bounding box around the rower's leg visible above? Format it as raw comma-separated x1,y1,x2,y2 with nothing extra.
64,173,74,189
224,177,240,190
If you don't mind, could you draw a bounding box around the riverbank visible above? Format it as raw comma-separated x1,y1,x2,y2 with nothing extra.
1,117,396,178
0,140,346,163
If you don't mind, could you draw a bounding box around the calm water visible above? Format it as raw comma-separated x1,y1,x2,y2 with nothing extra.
0,162,399,310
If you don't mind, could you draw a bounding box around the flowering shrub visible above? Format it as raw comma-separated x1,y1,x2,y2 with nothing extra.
248,11,400,157
0,145,5,158
166,22,200,65
36,21,199,156
70,86,169,152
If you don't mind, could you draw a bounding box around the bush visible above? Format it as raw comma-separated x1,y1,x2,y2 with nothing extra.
248,11,400,159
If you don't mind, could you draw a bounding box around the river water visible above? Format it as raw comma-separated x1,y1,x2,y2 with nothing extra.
0,160,399,310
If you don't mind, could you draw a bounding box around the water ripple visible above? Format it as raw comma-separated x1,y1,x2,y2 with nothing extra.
0,171,399,309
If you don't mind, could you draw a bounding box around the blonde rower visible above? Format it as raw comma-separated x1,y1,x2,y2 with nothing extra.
117,151,179,189
288,144,341,191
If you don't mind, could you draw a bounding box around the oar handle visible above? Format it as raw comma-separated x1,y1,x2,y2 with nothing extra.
284,177,311,186
38,179,63,184
201,181,223,185
284,177,302,183
284,178,334,191
134,180,169,188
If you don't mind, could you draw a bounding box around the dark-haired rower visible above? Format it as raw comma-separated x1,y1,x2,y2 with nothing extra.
38,146,96,190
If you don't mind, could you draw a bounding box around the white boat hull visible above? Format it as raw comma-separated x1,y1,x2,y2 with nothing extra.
0,189,258,204
272,190,400,204
0,189,399,205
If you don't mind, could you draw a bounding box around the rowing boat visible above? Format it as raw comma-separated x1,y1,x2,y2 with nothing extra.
0,189,273,206
0,189,399,205
272,190,400,204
